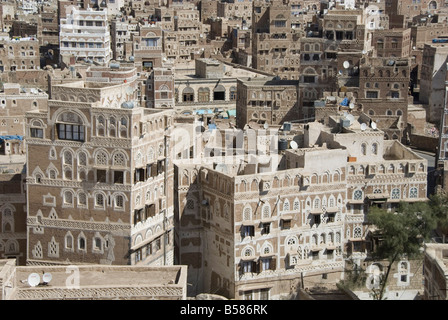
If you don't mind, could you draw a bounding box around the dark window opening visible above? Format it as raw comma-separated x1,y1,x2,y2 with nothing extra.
113,170,124,184
30,128,43,138
242,225,254,238
57,123,85,142
145,204,156,219
282,219,291,230
134,208,144,225
303,76,315,83
261,222,270,234
97,169,107,183
134,167,146,183
213,91,225,101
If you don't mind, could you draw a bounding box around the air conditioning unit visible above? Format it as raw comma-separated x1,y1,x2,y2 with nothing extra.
367,164,376,175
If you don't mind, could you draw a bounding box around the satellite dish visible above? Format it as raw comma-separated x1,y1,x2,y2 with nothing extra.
349,102,355,109
263,122,269,129
290,141,298,150
371,122,377,130
343,61,350,69
43,273,53,284
360,123,367,131
27,273,40,287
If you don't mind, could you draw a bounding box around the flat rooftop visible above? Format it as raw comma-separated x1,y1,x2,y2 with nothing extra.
5,263,188,300
15,265,182,289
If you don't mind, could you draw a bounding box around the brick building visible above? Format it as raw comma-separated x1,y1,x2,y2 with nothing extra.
25,80,175,267
357,56,411,141
235,76,300,129
0,36,40,72
423,243,448,300
59,6,112,65
174,113,428,299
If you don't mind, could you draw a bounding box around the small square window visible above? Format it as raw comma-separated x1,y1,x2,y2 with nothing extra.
113,171,124,184
97,169,107,182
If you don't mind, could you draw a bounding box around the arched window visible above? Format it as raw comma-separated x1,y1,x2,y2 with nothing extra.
113,152,126,166
361,143,367,155
97,115,105,136
229,86,237,100
78,151,87,166
372,143,378,155
30,120,44,138
65,233,73,250
115,195,124,208
78,192,87,206
262,204,271,218
79,237,86,250
2,208,13,232
313,197,320,209
213,85,226,101
64,191,73,205
409,187,418,198
198,87,210,102
293,199,300,211
391,188,400,199
244,247,254,257
243,206,252,220
353,190,363,201
95,151,108,166
182,87,194,102
95,193,104,207
63,151,73,165
283,199,290,212
353,226,362,238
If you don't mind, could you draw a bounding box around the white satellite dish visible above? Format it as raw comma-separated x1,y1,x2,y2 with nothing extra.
360,123,367,131
263,122,269,129
349,102,355,109
27,273,40,287
290,141,298,149
371,122,377,130
43,273,53,284
343,61,350,69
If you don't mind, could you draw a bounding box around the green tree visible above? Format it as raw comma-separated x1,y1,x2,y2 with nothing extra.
428,192,448,236
367,201,438,300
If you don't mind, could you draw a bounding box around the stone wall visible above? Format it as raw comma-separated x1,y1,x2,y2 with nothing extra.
410,133,438,153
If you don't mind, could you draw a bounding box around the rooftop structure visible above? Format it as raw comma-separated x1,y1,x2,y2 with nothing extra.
0,259,187,300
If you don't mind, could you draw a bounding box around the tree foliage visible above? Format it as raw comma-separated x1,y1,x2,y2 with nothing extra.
428,193,448,234
368,201,437,262
366,201,438,299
